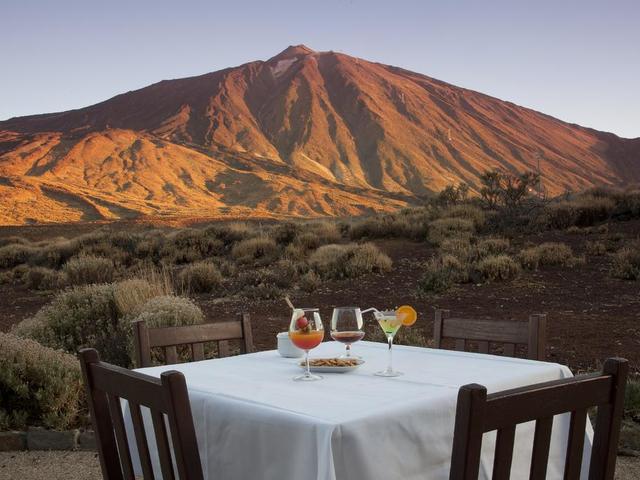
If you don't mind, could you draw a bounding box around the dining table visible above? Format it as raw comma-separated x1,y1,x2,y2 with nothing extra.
123,340,592,480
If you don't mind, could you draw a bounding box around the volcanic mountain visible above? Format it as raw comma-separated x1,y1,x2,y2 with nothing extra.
1,45,638,224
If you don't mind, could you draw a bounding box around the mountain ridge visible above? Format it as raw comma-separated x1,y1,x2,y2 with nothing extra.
1,45,638,225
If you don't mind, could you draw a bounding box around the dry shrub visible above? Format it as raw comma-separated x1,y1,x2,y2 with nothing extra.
134,295,204,328
63,254,115,285
585,241,607,256
271,221,302,245
440,238,472,259
0,243,36,268
12,283,131,366
25,267,61,291
0,236,30,247
428,217,475,245
34,239,82,268
231,236,279,265
299,270,321,292
610,241,640,280
178,261,223,293
471,237,510,261
205,222,252,245
476,254,520,281
0,332,84,430
440,204,486,228
349,214,428,240
309,243,392,279
518,242,574,269
114,278,172,318
418,254,468,294
544,195,615,229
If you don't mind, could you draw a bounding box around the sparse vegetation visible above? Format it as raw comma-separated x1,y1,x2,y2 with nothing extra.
134,295,204,328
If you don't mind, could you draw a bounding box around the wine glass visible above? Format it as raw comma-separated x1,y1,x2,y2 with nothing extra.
373,310,403,377
289,308,324,381
330,307,365,358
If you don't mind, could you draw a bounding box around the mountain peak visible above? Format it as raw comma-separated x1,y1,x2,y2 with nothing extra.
269,45,315,61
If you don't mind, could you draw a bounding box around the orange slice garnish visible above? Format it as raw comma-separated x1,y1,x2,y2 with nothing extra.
397,305,417,326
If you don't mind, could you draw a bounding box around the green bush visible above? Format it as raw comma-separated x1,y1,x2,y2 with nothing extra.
610,242,640,280
427,218,475,245
25,267,61,290
12,283,131,366
476,254,520,281
63,254,115,285
0,243,36,268
309,243,392,279
0,333,84,430
231,236,279,265
134,295,205,328
178,261,223,293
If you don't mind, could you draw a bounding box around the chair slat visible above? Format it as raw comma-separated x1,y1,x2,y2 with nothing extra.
455,338,466,352
165,346,178,365
192,343,205,361
564,409,588,480
478,340,489,354
107,394,135,480
148,321,243,347
492,425,516,480
151,411,175,480
240,313,255,353
503,343,515,357
529,416,553,480
129,402,155,480
218,340,230,358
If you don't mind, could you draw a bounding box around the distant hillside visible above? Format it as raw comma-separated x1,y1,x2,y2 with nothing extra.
0,45,638,225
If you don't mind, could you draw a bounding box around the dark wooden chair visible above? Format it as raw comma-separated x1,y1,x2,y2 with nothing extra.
133,312,254,368
79,348,204,480
450,358,628,480
434,309,547,360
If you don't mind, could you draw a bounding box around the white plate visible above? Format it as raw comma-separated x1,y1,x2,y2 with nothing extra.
298,358,364,373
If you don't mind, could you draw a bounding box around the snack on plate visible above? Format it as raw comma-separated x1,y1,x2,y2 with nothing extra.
303,358,361,367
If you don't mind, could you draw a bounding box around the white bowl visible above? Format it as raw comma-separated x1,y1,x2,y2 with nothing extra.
277,332,304,358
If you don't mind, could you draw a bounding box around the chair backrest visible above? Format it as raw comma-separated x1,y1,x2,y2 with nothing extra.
79,348,204,480
133,312,254,368
434,309,546,360
449,358,628,480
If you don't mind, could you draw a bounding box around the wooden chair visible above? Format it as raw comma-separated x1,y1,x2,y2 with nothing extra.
133,312,254,368
434,309,546,360
79,348,204,480
449,358,628,480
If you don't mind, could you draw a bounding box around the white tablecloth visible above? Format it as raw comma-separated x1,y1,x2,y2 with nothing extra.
125,341,591,480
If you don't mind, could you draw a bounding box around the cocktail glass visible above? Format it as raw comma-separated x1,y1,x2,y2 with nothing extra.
330,307,365,358
373,310,403,377
289,308,324,381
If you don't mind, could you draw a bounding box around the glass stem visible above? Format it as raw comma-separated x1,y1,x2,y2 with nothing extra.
345,344,351,357
305,350,311,377
387,335,393,372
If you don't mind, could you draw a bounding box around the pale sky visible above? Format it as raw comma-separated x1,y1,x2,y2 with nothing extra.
1,0,638,138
